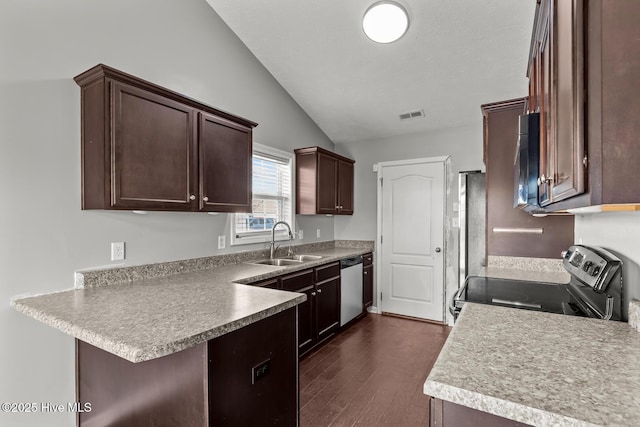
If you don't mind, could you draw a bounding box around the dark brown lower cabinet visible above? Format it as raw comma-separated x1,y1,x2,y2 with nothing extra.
430,397,531,427
280,264,341,358
77,308,298,427
315,276,340,342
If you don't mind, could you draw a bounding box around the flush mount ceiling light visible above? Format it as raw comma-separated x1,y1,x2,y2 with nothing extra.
362,1,409,43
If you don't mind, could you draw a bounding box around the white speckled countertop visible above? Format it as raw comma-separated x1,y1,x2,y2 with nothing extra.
11,246,372,363
424,303,640,426
476,267,570,285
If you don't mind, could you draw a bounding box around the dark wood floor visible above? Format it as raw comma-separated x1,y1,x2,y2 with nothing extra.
299,314,451,427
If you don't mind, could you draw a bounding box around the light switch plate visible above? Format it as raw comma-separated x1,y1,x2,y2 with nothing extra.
316,229,321,238
298,229,304,240
452,218,460,228
218,235,226,249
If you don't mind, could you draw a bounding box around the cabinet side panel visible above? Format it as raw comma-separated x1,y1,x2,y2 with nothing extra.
76,340,207,427
81,80,106,209
296,152,318,214
208,308,298,427
601,0,640,203
338,160,354,215
486,104,574,258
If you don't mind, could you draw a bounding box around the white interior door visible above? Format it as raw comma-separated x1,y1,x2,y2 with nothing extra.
379,159,445,321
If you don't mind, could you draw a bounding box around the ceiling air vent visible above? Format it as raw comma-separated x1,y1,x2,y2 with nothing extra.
399,109,425,121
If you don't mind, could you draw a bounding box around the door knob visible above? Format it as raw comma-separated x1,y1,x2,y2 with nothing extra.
435,247,442,253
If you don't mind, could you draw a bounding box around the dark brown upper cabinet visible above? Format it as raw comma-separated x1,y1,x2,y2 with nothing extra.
74,64,257,212
528,0,640,211
295,146,355,215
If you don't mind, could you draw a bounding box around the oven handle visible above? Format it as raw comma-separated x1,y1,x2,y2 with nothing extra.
449,287,463,316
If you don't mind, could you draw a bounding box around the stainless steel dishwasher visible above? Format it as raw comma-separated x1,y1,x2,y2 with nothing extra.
340,256,363,326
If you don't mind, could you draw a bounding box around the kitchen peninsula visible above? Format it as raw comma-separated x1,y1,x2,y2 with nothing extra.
11,241,373,426
424,303,640,426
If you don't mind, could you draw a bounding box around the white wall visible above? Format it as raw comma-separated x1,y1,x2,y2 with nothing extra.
0,1,334,425
575,211,640,317
334,125,484,316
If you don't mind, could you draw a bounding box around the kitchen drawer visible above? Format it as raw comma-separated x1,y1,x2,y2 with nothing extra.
363,253,373,266
250,277,279,289
315,262,340,283
281,269,314,292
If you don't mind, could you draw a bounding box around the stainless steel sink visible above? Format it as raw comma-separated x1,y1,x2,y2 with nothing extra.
250,258,303,266
285,254,324,262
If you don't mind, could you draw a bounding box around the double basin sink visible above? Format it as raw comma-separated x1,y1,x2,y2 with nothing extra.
249,254,324,266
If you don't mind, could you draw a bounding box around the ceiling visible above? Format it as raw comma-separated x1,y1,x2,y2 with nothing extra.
205,0,536,144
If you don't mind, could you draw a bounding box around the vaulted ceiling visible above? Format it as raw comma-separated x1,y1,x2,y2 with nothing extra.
205,0,536,144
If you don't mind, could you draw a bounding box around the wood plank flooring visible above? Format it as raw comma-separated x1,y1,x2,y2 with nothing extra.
299,314,451,427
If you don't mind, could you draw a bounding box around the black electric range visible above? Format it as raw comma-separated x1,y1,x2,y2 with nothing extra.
450,245,624,322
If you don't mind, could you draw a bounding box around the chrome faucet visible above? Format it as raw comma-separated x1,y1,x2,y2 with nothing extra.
270,221,294,259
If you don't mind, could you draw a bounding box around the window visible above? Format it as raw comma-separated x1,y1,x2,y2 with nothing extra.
231,143,294,245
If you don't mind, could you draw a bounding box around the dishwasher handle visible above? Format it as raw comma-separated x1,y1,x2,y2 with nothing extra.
340,256,363,269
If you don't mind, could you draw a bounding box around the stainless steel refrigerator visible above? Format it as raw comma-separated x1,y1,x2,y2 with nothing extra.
458,171,486,287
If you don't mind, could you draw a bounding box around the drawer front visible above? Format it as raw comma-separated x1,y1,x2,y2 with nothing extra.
281,269,314,292
315,262,340,283
250,277,279,289
363,253,373,266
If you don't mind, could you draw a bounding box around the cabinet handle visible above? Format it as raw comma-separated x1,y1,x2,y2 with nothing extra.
203,196,209,202
317,289,322,293
537,174,552,186
311,292,317,296
189,195,196,201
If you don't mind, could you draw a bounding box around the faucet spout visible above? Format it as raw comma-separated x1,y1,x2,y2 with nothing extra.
270,221,294,259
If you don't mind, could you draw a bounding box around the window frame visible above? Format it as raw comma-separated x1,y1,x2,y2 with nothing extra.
230,142,295,246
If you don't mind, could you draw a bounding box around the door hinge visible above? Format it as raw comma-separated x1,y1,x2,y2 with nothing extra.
380,235,383,244
380,292,383,302
583,155,588,168
380,177,383,187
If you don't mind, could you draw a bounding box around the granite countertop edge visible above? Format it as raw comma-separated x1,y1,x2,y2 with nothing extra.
12,291,306,363
423,379,597,427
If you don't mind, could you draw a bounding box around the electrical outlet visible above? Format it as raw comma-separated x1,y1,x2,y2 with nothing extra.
111,242,125,261
316,229,321,238
452,217,460,228
298,229,304,240
218,235,226,249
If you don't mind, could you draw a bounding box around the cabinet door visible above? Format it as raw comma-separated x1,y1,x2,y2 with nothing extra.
199,112,252,212
316,152,338,214
549,0,585,203
337,160,354,215
315,277,340,342
110,80,196,210
280,269,315,356
538,5,553,206
363,265,373,308
298,287,315,357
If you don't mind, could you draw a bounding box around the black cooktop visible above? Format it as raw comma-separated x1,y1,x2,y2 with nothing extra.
461,276,578,315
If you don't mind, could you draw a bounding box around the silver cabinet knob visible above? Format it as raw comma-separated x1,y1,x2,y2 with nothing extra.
537,174,552,186
203,196,209,202
364,271,368,275
311,292,317,296
435,247,442,253
317,289,322,293
189,195,196,201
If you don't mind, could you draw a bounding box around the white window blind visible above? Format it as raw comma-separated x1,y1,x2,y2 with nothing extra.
234,146,293,242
